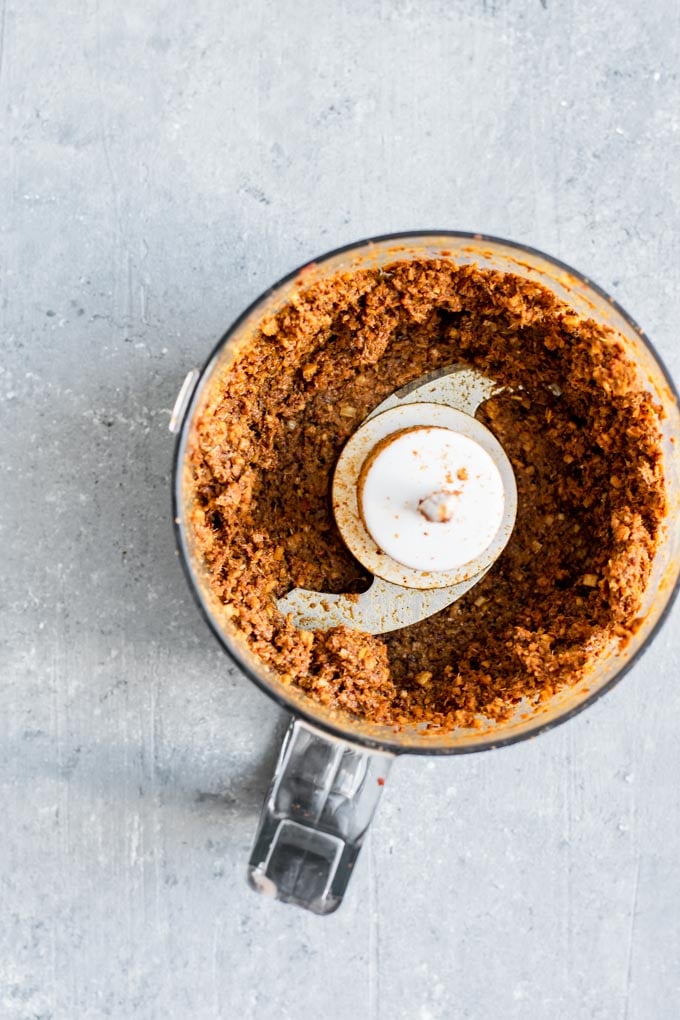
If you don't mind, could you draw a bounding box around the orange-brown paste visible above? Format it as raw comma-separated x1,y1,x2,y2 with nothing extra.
187,261,666,730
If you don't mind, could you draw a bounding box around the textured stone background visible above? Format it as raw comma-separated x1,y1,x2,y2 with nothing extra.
2,1,680,1018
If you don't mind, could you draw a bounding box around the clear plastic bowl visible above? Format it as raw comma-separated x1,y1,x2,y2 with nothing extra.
171,233,680,912
174,231,680,755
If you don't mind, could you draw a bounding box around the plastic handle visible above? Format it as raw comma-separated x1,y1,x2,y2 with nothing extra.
248,718,394,914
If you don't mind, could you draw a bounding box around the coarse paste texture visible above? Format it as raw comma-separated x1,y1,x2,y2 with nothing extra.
188,261,666,731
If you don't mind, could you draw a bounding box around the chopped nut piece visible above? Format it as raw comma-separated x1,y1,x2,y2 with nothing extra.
261,318,279,336
415,671,433,686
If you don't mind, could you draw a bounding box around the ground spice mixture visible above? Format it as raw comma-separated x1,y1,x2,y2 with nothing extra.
187,260,666,731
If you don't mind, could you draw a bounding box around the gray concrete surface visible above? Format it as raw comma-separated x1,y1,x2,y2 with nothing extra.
2,1,680,1017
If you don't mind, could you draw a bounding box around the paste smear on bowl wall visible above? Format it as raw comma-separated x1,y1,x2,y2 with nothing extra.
187,261,666,731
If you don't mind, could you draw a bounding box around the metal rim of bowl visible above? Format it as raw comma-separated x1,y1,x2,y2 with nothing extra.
171,230,680,756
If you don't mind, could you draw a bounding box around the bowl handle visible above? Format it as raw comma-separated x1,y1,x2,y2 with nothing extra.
248,717,394,914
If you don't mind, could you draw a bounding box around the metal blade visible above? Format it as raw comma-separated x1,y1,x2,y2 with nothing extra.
366,364,499,420
276,571,488,635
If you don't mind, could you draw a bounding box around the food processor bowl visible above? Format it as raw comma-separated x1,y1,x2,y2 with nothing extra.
171,233,680,913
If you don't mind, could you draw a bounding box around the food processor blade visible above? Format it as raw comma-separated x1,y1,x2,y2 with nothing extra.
277,366,516,633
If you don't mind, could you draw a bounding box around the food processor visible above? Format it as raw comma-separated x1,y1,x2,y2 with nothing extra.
170,232,680,915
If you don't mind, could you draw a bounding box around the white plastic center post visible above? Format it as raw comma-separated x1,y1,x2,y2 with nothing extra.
358,425,505,573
